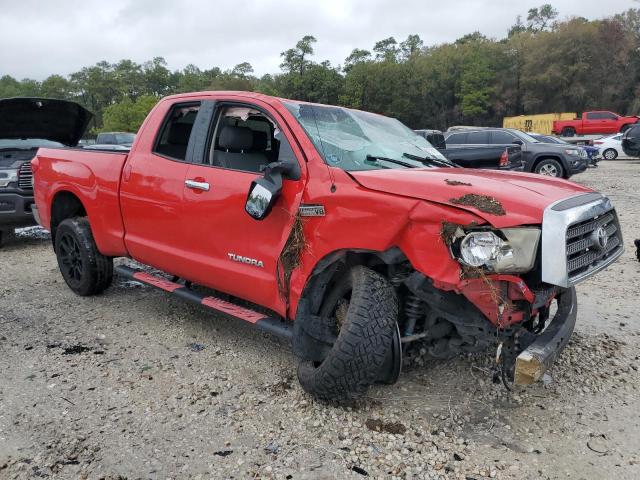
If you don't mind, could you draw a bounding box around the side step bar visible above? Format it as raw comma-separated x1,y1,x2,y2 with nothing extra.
115,265,293,341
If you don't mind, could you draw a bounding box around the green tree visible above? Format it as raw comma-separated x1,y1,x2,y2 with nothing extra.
102,95,159,132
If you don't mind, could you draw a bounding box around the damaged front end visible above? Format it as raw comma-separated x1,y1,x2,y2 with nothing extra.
402,192,623,387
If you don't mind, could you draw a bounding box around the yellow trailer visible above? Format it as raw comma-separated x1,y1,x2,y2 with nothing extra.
503,113,576,135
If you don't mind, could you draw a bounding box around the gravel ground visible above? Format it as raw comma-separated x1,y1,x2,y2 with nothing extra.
1,160,639,480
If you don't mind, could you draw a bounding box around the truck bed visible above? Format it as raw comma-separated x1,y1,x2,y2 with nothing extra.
32,147,129,256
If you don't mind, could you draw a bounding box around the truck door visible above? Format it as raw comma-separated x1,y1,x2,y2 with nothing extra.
119,100,214,275
179,100,306,315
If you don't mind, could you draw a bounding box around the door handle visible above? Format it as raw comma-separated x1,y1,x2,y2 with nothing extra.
185,179,210,191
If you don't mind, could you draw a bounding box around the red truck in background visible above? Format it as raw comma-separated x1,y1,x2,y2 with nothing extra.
30,92,624,402
552,111,639,137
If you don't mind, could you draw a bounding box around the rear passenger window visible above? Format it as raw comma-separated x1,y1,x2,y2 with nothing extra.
491,131,517,144
467,131,489,143
154,103,201,161
207,106,291,174
446,133,467,144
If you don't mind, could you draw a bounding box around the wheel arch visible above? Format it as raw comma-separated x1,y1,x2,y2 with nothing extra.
50,190,88,247
291,246,408,358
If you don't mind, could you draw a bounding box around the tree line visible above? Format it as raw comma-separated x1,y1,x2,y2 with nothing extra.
1,5,638,134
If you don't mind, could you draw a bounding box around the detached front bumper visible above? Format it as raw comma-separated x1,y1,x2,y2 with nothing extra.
514,287,577,385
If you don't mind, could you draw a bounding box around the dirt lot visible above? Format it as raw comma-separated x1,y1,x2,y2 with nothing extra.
1,160,639,480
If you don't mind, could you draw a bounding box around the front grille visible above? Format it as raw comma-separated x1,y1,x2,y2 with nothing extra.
565,209,622,281
18,162,33,189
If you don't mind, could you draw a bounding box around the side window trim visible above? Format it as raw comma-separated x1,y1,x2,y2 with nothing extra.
200,100,302,180
152,101,202,163
185,100,216,164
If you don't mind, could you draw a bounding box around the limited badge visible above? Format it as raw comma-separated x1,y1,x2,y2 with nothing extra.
299,204,326,217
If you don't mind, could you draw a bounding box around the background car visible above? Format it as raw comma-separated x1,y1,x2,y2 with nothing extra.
95,131,136,147
622,124,640,157
444,128,588,178
593,133,623,160
529,133,599,166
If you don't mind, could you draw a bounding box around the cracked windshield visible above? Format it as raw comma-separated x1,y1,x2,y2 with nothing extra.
284,101,452,171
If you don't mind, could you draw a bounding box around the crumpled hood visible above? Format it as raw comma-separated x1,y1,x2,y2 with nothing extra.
350,167,592,228
0,97,93,146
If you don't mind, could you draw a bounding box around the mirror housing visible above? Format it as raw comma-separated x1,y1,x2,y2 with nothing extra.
245,161,294,220
512,139,523,145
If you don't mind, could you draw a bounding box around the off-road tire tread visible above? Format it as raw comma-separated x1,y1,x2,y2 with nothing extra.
297,266,398,404
55,217,113,296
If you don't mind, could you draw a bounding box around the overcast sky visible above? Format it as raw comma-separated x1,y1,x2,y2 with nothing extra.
0,0,633,80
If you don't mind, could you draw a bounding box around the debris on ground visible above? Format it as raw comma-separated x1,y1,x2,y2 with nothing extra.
365,418,407,435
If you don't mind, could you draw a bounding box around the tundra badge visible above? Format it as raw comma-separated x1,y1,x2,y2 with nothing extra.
228,253,264,268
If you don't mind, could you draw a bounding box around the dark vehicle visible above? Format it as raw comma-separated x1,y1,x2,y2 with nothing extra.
445,128,588,178
95,131,136,147
442,145,523,171
0,97,92,245
530,134,600,167
622,124,640,157
415,129,523,170
414,129,446,150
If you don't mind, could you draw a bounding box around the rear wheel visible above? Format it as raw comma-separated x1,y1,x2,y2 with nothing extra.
55,217,113,296
535,159,564,177
602,148,618,160
561,127,576,137
297,266,398,403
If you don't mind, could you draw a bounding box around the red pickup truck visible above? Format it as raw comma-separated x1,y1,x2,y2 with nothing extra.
31,91,624,402
552,111,639,137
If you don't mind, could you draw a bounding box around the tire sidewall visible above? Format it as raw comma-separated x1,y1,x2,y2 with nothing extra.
55,218,99,296
297,266,398,403
535,159,564,177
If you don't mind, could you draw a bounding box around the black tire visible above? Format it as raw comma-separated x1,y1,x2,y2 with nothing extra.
297,266,398,403
562,127,576,137
534,158,564,177
620,124,631,134
602,148,618,160
55,217,113,296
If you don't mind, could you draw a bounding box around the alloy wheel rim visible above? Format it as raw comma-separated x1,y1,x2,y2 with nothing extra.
59,233,83,283
604,150,616,160
539,164,559,176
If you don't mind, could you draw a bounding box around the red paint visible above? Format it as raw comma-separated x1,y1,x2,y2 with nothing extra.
201,296,266,324
33,91,592,330
132,271,182,292
552,111,638,135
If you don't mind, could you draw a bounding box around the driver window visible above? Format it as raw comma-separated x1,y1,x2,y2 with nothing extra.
207,106,287,173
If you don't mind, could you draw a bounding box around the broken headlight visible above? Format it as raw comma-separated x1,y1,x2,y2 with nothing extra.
454,228,540,273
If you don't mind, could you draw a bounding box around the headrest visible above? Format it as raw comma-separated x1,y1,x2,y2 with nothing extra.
252,131,268,152
167,122,192,145
219,125,253,151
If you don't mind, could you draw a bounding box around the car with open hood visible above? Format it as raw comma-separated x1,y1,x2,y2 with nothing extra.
31,92,623,402
0,97,92,245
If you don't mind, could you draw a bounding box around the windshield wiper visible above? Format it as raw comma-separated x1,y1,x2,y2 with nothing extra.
402,152,458,168
365,154,417,169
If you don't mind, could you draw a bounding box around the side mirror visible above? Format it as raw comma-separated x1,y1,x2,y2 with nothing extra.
245,178,280,220
245,161,293,220
512,139,523,145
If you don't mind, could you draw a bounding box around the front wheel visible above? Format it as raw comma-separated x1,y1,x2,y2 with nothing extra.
562,127,576,137
535,159,564,178
602,148,618,160
297,266,399,403
55,217,113,296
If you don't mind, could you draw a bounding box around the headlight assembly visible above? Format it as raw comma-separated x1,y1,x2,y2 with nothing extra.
0,168,19,188
564,149,580,156
454,228,541,273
